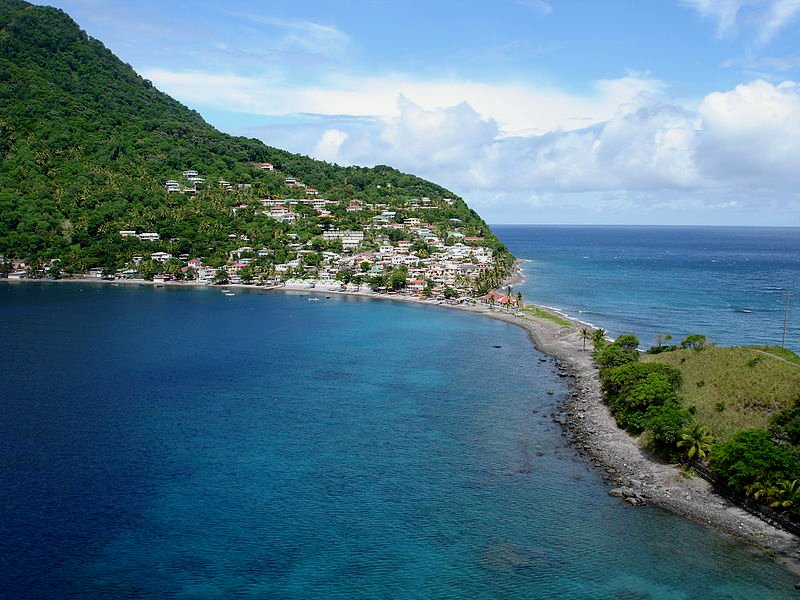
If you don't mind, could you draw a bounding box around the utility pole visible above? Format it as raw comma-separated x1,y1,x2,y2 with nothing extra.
782,290,791,348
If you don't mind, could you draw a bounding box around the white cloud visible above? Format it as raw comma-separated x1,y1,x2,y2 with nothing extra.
250,80,799,216
145,68,664,137
683,0,800,42
697,79,800,180
513,0,553,15
314,129,349,163
683,0,747,36
301,93,701,194
225,13,351,59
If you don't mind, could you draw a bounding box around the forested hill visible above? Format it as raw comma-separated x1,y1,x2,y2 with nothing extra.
0,0,512,286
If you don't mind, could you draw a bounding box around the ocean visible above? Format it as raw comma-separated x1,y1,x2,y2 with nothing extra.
496,225,800,351
2,277,798,598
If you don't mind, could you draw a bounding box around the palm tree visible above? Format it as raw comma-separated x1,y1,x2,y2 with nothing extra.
579,327,591,351
516,291,523,309
770,479,800,510
746,476,778,502
591,328,607,350
677,423,715,462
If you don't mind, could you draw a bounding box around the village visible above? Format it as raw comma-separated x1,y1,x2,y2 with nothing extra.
2,165,520,307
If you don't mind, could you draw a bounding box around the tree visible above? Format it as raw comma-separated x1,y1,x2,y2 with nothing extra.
615,334,640,352
769,403,800,446
516,291,523,308
580,327,591,351
388,266,408,291
681,334,709,350
336,269,352,284
645,401,691,459
677,422,715,462
772,479,800,511
591,328,607,350
608,373,677,433
709,429,795,490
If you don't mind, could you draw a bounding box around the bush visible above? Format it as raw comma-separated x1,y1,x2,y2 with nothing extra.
769,403,800,446
681,334,709,350
608,373,678,433
600,360,683,435
709,429,797,490
644,401,692,459
602,362,682,399
596,344,638,372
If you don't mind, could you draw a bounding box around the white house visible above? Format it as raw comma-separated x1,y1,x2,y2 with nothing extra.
150,252,172,263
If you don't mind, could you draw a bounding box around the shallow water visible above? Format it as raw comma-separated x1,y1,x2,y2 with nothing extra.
1,283,797,598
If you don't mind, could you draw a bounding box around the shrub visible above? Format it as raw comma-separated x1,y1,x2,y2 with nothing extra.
710,429,796,490
769,402,800,446
602,362,682,399
644,401,691,459
681,334,710,350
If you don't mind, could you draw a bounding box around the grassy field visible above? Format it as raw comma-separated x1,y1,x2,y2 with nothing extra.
522,305,573,328
643,346,800,441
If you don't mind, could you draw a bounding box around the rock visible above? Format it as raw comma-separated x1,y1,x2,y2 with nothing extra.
609,488,626,498
626,497,641,506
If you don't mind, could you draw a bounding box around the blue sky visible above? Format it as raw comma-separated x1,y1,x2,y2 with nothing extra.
32,0,800,225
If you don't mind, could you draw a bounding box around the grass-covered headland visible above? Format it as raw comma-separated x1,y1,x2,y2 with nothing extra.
593,331,800,526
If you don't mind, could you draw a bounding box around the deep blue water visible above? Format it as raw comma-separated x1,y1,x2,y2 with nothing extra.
495,225,800,351
2,283,798,598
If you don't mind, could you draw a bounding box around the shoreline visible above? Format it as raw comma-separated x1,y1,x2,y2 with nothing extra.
5,265,800,572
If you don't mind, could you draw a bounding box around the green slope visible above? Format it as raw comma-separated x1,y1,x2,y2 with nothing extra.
643,346,800,441
0,0,511,276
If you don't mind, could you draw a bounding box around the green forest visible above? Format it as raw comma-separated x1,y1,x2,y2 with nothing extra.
0,0,511,277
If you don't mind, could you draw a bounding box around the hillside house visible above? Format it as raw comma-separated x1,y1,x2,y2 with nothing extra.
150,252,172,263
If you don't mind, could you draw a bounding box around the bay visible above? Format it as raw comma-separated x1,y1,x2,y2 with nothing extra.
1,282,797,598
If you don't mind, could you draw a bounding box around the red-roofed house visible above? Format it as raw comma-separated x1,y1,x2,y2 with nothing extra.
479,292,512,306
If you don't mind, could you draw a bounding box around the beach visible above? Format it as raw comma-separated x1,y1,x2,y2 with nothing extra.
7,268,800,572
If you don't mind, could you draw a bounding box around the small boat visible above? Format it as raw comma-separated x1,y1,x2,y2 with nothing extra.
220,289,230,293
308,297,320,302
224,292,235,296
492,345,502,349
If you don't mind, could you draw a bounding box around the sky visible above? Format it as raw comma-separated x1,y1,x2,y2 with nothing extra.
31,0,800,225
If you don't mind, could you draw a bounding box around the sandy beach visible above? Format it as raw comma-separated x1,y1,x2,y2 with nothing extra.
8,268,800,572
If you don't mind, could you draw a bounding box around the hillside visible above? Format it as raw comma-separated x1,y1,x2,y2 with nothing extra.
643,346,800,441
595,334,800,523
0,0,511,291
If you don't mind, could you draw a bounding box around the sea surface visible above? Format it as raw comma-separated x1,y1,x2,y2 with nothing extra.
495,225,800,351
2,282,798,598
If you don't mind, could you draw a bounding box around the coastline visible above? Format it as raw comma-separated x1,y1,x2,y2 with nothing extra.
6,264,800,572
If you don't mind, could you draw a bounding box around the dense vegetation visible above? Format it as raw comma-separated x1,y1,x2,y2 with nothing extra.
0,0,511,277
594,331,800,522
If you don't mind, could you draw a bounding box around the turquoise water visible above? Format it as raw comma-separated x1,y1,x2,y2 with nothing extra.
1,282,797,598
496,225,800,351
